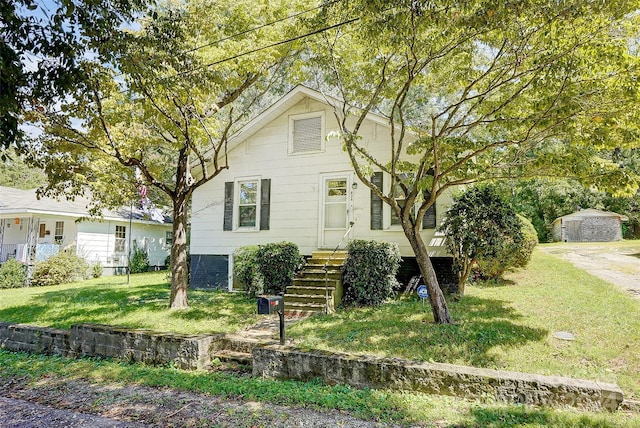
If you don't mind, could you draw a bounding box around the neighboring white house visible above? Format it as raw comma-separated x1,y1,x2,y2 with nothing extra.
551,208,628,242
0,186,172,275
189,86,454,291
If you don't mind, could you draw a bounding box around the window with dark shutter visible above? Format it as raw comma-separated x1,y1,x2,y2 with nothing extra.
260,179,271,230
223,182,234,231
422,194,437,229
370,172,383,230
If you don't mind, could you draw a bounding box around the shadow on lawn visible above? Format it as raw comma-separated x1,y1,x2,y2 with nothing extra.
0,283,259,332
0,284,169,329
291,295,547,368
461,406,623,428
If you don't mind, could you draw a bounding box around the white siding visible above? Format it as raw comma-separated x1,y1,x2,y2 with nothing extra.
191,95,453,259
77,220,170,268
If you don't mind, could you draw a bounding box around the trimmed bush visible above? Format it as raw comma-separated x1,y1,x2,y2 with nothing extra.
440,186,524,295
129,241,149,274
234,245,262,297
0,259,26,289
31,251,89,287
256,242,305,295
342,239,401,307
476,214,539,279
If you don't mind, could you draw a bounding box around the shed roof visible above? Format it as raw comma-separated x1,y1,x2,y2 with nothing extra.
553,208,629,224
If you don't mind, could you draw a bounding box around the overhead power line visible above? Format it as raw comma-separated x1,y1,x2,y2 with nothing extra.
174,16,359,79
183,0,343,55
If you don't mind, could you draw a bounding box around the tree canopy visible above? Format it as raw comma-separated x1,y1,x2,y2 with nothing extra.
27,0,311,308
307,0,640,323
1,0,147,154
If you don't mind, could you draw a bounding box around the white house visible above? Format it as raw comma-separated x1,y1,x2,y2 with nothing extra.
0,186,172,274
189,86,455,291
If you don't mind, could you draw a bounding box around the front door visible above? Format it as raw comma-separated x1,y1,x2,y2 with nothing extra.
319,174,352,248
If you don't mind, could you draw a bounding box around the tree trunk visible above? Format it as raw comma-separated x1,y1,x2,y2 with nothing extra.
402,219,452,324
457,256,472,298
169,197,189,309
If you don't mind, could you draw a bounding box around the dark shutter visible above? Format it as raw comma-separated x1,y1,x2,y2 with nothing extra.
371,172,383,230
223,182,234,231
422,191,437,229
260,178,271,230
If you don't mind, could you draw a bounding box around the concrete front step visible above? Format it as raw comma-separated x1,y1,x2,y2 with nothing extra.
221,335,274,354
300,269,342,279
292,278,339,288
311,250,347,259
284,250,345,314
212,350,253,365
307,258,346,266
284,293,330,305
287,285,336,296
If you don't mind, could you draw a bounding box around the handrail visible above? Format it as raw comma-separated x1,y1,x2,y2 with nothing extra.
322,221,354,314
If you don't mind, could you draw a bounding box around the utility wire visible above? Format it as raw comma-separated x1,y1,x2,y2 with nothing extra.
173,16,359,79
183,0,342,55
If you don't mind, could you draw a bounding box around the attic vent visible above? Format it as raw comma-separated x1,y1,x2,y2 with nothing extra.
291,115,323,154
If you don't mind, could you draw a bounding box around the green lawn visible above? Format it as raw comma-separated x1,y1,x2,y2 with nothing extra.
0,272,261,334
288,247,640,399
1,349,639,427
0,249,639,425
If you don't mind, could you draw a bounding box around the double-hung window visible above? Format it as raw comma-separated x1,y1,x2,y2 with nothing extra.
115,225,126,253
54,221,64,244
224,177,271,232
237,180,259,228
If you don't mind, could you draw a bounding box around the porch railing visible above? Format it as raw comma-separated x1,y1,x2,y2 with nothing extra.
322,221,354,314
0,244,17,263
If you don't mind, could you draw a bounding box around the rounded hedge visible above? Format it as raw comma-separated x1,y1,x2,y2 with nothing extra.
342,239,401,307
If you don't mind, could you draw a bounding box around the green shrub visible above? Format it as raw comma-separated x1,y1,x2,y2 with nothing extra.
234,245,262,297
129,241,149,274
91,262,104,279
342,239,401,307
31,251,89,287
0,259,26,289
256,242,304,295
440,186,524,295
476,214,538,279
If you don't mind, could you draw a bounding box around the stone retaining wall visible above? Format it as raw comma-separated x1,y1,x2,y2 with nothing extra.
252,346,624,411
0,322,627,411
0,322,222,370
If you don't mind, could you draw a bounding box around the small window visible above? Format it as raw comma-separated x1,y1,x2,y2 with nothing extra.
390,182,406,226
115,225,126,253
289,112,324,154
54,221,64,244
165,231,173,246
237,180,258,228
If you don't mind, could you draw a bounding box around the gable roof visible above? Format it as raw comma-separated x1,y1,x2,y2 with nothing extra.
193,85,397,177
227,85,393,147
0,186,171,225
553,208,629,224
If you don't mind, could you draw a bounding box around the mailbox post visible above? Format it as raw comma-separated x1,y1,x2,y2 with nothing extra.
257,296,285,345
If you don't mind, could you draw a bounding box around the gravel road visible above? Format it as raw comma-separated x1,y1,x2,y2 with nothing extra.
539,243,640,298
0,376,407,428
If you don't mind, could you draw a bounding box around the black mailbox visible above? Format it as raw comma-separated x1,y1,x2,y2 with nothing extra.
257,296,284,314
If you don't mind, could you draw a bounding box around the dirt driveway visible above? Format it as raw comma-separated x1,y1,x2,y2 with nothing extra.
539,241,640,299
